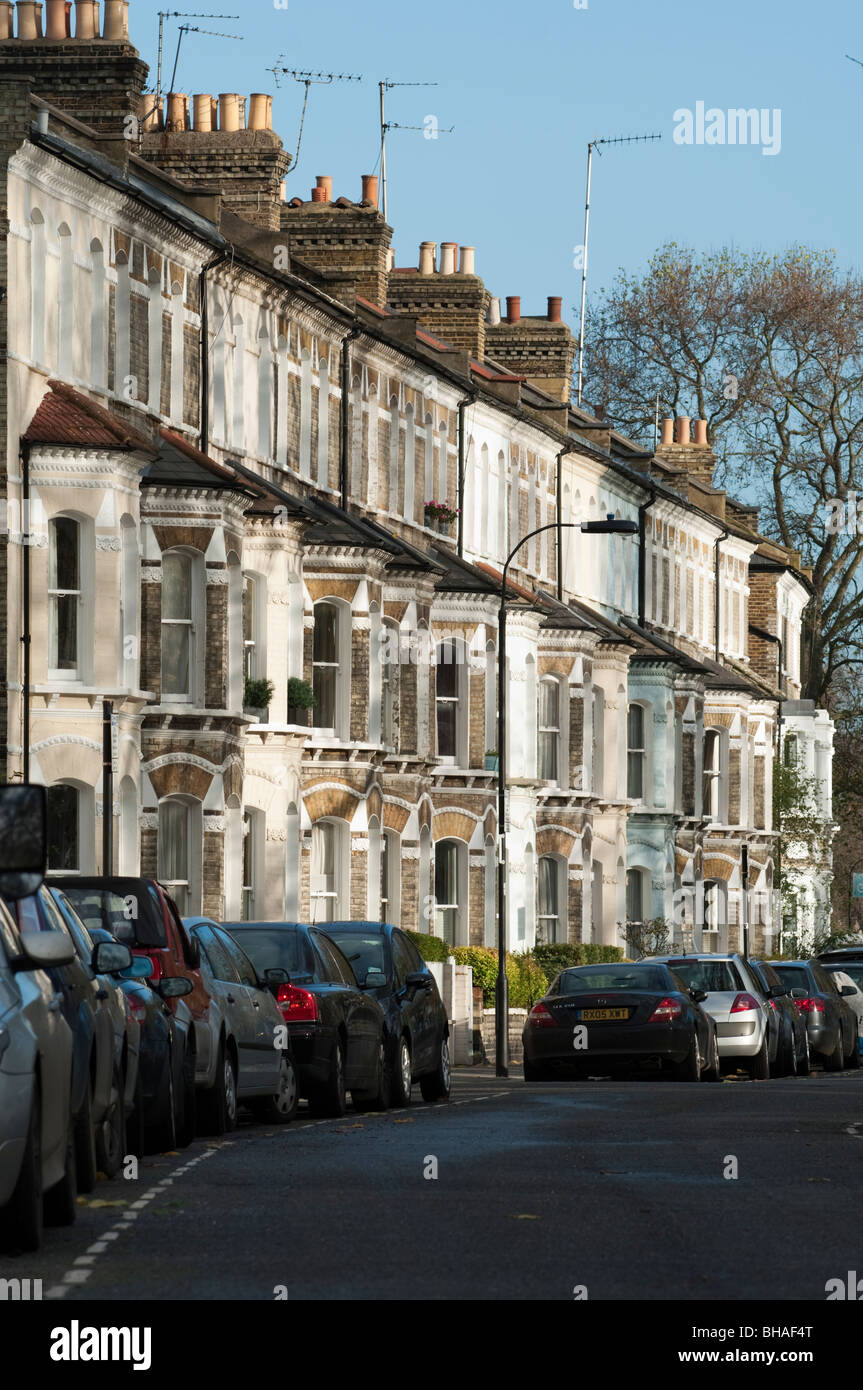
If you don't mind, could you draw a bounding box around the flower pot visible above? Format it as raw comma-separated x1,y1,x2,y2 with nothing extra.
484,754,499,772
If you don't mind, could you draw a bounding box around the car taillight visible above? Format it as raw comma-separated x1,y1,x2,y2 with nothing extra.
796,997,824,1015
730,993,760,1013
127,995,148,1025
528,1001,556,1028
648,997,683,1022
276,983,319,1023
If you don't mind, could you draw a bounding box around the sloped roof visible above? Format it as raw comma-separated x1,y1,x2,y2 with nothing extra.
24,381,156,453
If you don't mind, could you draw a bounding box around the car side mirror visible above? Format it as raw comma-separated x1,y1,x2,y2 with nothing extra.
405,970,431,992
690,988,708,1004
92,940,133,976
264,967,290,990
12,930,75,971
0,785,47,902
157,976,193,999
123,956,155,981
790,988,807,1000
840,985,857,997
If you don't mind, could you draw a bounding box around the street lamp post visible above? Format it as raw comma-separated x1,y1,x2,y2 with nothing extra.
495,515,638,1076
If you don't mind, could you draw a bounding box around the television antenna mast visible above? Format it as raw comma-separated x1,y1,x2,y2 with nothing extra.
378,81,440,222
142,12,240,129
268,64,362,176
576,131,662,407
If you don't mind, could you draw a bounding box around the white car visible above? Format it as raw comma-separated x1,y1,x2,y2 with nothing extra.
647,952,780,1078
822,966,863,1058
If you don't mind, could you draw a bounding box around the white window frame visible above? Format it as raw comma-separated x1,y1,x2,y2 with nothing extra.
310,818,348,922
538,676,563,785
435,638,468,766
537,854,566,944
627,702,647,802
312,598,351,740
48,514,90,683
157,797,202,915
160,549,202,706
434,838,466,946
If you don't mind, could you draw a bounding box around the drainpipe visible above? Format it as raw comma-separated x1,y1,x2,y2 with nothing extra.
21,440,31,783
713,523,730,663
637,487,658,626
199,249,231,451
339,327,361,510
456,390,477,558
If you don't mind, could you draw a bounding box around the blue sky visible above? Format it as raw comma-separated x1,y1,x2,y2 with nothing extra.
130,0,862,327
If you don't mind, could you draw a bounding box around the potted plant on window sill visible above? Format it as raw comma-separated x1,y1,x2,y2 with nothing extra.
424,499,459,535
287,677,316,726
244,677,275,721
484,749,499,772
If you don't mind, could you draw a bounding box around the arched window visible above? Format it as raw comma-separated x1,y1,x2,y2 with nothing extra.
275,333,289,467
537,855,566,944
49,516,82,678
388,396,400,512
30,208,46,365
435,638,467,765
114,247,130,401
57,223,73,377
592,685,605,797
434,838,465,945
317,357,330,485
242,808,264,920
257,323,272,459
46,783,81,872
313,599,349,737
625,867,648,925
285,802,300,918
157,797,201,914
538,677,562,783
381,829,400,923
120,776,138,875
90,238,107,391
381,617,400,750
299,348,312,479
161,550,200,702
627,703,647,801
438,422,448,502
231,316,246,451
171,280,185,423
227,552,243,711
702,727,725,822
121,515,139,689
147,265,162,413
310,819,348,922
404,403,415,519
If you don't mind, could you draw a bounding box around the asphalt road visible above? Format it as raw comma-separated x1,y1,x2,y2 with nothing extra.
5,1065,863,1302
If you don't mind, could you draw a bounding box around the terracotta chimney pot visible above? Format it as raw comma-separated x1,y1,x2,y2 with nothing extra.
73,0,95,35
547,296,562,323
193,94,213,130
16,2,41,38
693,418,708,446
460,246,475,276
439,242,457,275
219,93,242,132
102,0,128,39
419,241,436,275
166,93,189,131
676,416,691,446
45,0,66,36
310,187,327,203
660,418,674,447
315,175,333,202
361,174,378,207
0,1,15,36
506,296,521,325
248,93,272,131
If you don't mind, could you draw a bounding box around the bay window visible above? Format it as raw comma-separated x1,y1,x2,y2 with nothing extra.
627,704,646,800
161,550,196,701
49,517,81,676
538,679,561,783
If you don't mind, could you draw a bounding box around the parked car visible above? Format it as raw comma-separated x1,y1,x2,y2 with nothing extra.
319,922,451,1105
48,885,138,1176
522,960,720,1082
748,957,811,1076
0,784,78,1251
3,885,123,1192
224,922,386,1116
53,876,211,1141
648,953,780,1079
186,917,299,1131
819,965,863,1056
769,959,860,1070
87,926,194,1155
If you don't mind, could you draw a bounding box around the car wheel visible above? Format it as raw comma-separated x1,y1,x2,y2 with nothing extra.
310,1038,346,1118
96,1062,127,1179
389,1035,412,1107
781,1024,798,1078
74,1072,98,1193
200,1039,229,1136
44,1102,77,1229
845,1027,861,1068
749,1036,769,1081
704,1031,722,1082
797,1031,811,1076
523,1055,553,1082
251,1053,300,1124
826,1030,845,1071
351,1037,390,1111
674,1032,702,1082
0,1080,43,1253
420,1034,452,1102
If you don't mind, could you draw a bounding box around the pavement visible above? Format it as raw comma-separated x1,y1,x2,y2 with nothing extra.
4,1064,863,1302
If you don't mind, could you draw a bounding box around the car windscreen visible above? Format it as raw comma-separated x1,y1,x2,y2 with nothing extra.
224,926,308,979
558,965,671,993
57,885,167,948
771,965,809,993
666,959,743,992
325,932,389,985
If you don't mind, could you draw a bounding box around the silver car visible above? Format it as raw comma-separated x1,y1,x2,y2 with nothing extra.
647,953,779,1078
822,966,863,1058
0,897,77,1252
186,917,299,1132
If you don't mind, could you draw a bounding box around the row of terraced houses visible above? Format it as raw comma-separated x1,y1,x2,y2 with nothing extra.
0,0,834,954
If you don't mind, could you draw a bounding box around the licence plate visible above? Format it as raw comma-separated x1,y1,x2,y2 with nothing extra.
577,1008,629,1021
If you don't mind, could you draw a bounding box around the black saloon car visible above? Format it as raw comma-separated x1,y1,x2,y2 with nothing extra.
748,957,811,1076
319,922,451,1105
522,961,720,1082
769,959,860,1070
224,922,386,1115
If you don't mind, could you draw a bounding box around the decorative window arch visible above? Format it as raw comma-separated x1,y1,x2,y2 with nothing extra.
275,333,289,466
388,396,400,512
113,247,130,400
299,347,313,478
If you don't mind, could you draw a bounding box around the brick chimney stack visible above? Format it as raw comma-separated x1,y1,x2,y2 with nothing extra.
484,297,575,403
138,90,290,231
386,240,492,359
0,0,147,135
280,175,394,308
655,416,717,484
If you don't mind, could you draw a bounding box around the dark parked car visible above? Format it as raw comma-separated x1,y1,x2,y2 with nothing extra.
319,922,451,1105
224,922,386,1116
186,918,299,1131
87,926,195,1155
748,957,811,1076
522,961,720,1082
769,959,860,1070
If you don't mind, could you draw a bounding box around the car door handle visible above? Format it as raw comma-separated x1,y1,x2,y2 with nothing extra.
252,999,260,1010
96,989,109,1001
48,996,62,1012
227,994,236,1004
